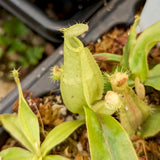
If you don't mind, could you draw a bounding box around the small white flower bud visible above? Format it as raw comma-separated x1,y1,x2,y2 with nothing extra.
105,91,122,110
92,91,122,115
109,72,128,86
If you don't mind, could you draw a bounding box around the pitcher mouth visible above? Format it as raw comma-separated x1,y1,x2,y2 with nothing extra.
65,36,84,53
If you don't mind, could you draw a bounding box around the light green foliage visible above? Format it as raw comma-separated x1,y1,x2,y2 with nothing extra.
2,18,160,159
0,70,83,160
59,23,104,115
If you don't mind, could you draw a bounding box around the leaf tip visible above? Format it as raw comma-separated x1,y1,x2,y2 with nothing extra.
12,68,20,84
12,68,19,77
12,68,24,98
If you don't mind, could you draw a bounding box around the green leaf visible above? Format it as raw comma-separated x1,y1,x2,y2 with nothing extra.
33,46,44,59
0,114,35,152
99,114,138,160
129,21,160,82
13,70,40,153
18,98,40,150
41,119,85,157
43,155,69,160
93,53,122,62
19,57,30,68
144,63,160,90
138,106,160,138
0,147,33,160
0,34,12,45
8,62,16,69
9,39,26,52
3,17,28,37
121,17,140,69
84,106,113,160
26,46,44,65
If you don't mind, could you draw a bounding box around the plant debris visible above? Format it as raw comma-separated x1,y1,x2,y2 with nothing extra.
88,27,129,72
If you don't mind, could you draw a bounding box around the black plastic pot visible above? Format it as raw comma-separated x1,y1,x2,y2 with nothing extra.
0,0,105,43
0,0,142,148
